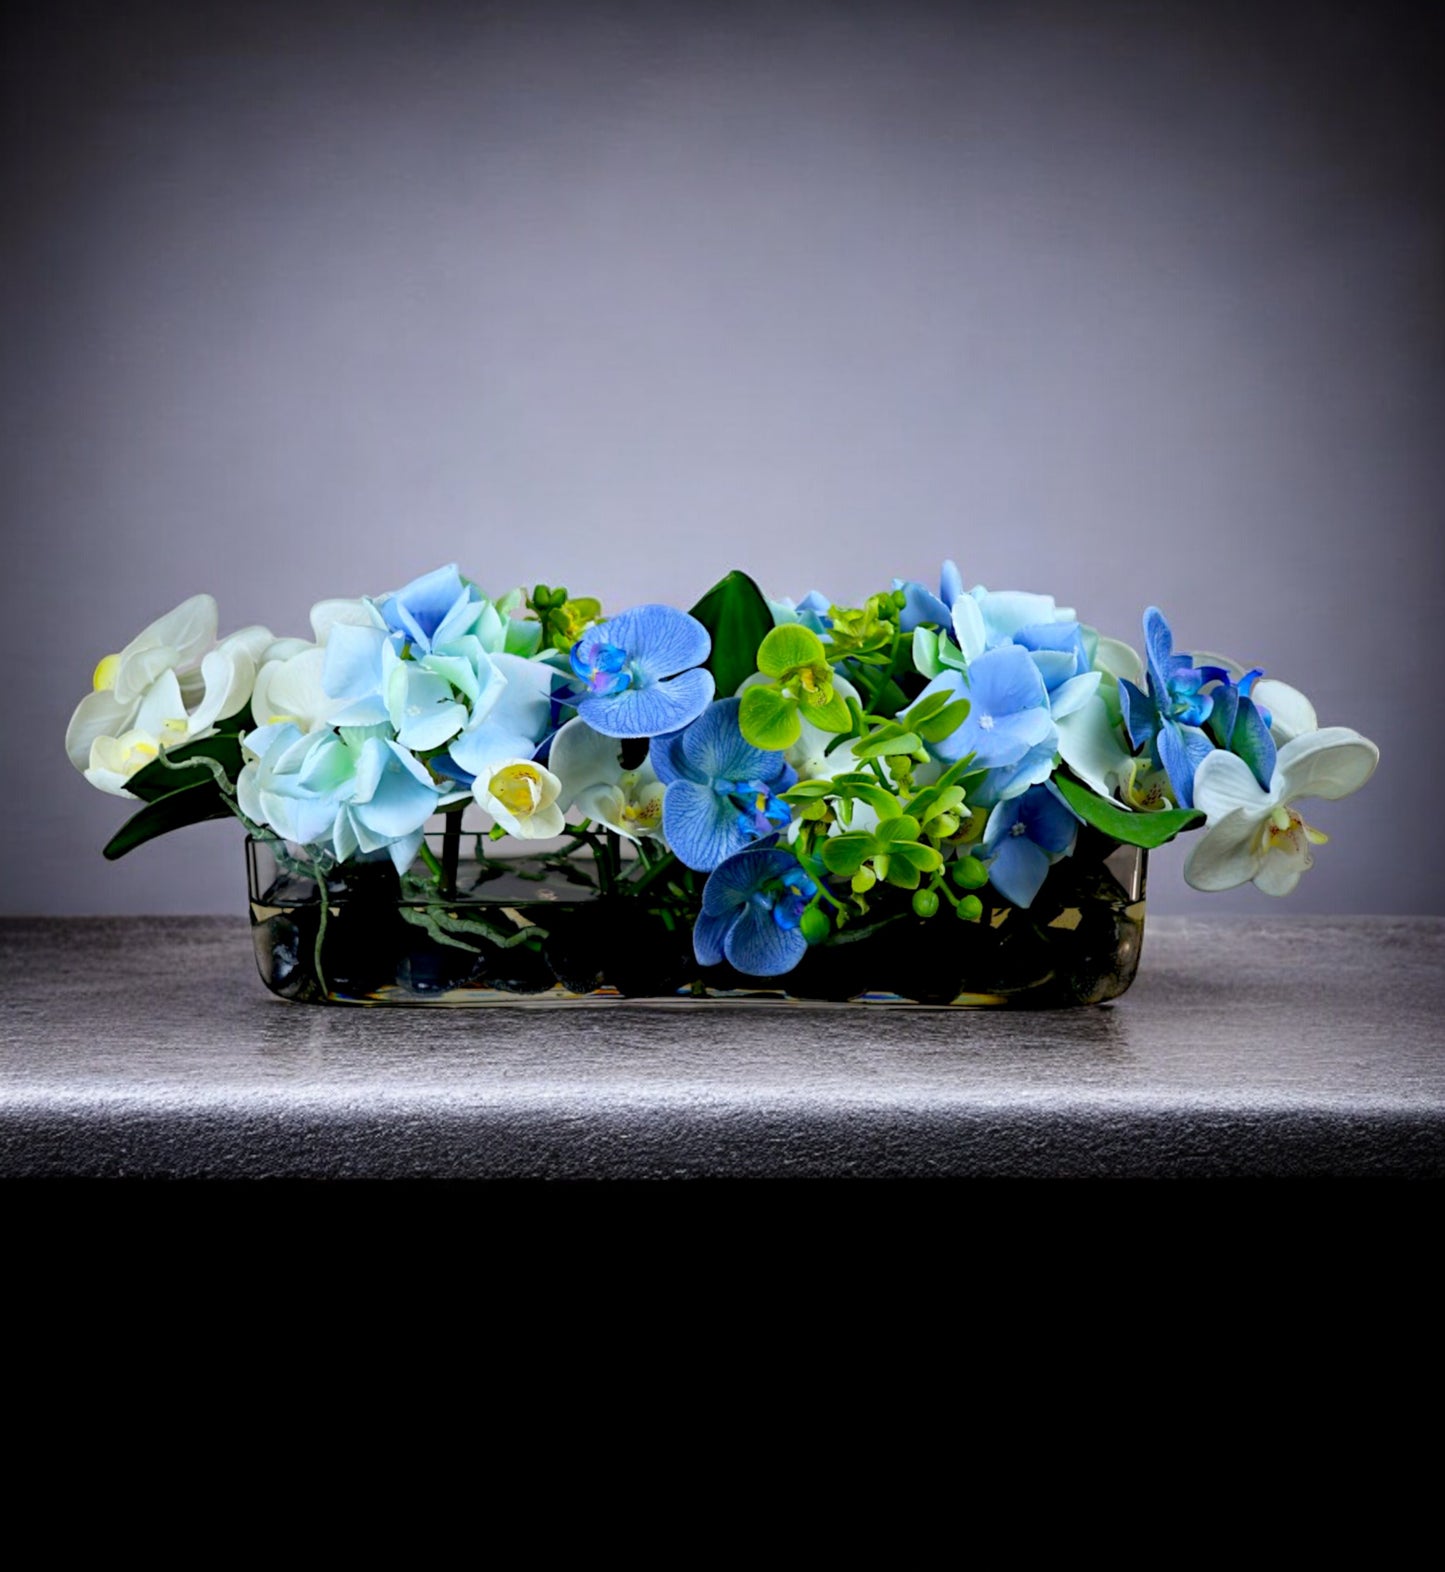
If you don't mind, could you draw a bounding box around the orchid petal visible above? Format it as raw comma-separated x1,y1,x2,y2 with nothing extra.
1276,727,1379,803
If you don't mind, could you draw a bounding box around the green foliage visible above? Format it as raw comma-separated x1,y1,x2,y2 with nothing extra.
1053,773,1204,848
820,814,943,891
901,687,971,744
757,622,827,677
688,569,774,701
125,720,247,804
103,782,234,860
739,685,801,751
527,584,602,652
740,621,851,749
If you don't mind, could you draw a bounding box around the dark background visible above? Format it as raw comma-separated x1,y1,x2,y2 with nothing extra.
4,0,1441,913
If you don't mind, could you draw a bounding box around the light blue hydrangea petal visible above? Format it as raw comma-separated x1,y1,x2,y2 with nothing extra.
580,666,715,739
353,742,439,838
894,580,951,633
939,560,963,608
598,603,710,679
378,565,467,649
1048,670,1101,720
1027,649,1077,689
967,644,1051,717
1021,783,1080,855
977,590,1061,645
664,780,743,872
324,624,389,709
987,834,1051,909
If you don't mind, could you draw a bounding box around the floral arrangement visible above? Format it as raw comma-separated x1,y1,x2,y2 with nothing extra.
68,563,1379,992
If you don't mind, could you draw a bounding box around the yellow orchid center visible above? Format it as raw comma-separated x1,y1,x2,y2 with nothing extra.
490,763,545,816
93,653,122,692
1261,804,1329,857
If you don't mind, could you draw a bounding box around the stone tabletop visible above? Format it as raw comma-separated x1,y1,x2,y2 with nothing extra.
1,915,1441,1177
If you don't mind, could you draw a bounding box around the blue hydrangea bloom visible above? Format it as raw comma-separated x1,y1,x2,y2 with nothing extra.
237,722,444,873
1119,608,1247,810
914,644,1056,777
693,847,816,976
894,559,964,633
375,564,484,656
1010,621,1100,720
650,698,797,871
767,590,834,636
569,604,714,739
980,782,1079,909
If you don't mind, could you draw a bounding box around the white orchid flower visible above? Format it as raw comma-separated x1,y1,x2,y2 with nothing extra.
549,717,665,843
473,757,566,840
1184,727,1379,896
67,597,273,795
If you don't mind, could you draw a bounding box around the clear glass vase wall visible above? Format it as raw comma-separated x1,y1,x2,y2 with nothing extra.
247,831,1147,1008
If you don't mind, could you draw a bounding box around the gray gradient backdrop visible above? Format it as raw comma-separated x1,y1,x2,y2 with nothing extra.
5,0,1441,914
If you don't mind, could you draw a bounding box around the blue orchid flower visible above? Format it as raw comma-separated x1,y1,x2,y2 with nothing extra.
979,782,1079,909
1120,608,1246,809
693,847,816,976
568,604,715,739
650,698,797,871
1201,666,1278,792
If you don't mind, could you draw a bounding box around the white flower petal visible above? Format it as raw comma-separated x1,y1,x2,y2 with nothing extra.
1192,748,1274,823
1253,844,1310,896
549,716,624,809
1253,678,1317,745
1056,696,1132,800
1276,727,1379,803
66,687,138,771
1094,636,1143,687
310,597,377,642
1183,808,1263,891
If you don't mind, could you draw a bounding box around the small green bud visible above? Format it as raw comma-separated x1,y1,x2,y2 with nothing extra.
912,888,939,919
951,855,989,889
956,894,983,922
851,868,876,894
799,906,831,944
552,586,569,606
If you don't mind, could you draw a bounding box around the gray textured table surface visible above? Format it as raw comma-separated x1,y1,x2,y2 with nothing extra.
1,915,1441,1177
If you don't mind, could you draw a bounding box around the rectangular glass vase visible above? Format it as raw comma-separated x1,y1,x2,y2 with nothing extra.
247,831,1146,1008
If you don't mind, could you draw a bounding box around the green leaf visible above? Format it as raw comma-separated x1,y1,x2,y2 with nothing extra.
688,569,774,700
102,782,233,860
739,685,801,751
913,699,971,744
854,728,921,760
820,834,873,877
125,730,246,804
890,841,943,872
906,783,966,823
801,689,851,733
757,622,828,678
1054,773,1204,849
